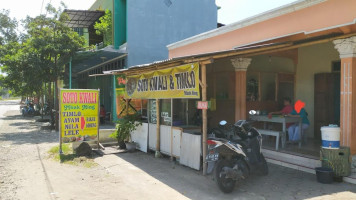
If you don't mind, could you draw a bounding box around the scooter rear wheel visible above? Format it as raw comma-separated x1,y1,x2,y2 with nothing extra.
214,160,236,193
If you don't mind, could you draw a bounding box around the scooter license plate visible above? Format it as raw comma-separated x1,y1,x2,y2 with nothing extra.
206,153,219,162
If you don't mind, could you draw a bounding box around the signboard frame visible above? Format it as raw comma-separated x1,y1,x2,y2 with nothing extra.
125,62,200,99
59,88,100,153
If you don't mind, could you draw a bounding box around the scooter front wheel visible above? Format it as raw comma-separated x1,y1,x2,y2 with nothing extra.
214,160,236,193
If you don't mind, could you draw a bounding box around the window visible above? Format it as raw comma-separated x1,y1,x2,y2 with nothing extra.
73,28,84,36
160,99,172,126
148,99,157,124
172,99,199,126
148,99,172,125
118,60,121,69
121,59,126,68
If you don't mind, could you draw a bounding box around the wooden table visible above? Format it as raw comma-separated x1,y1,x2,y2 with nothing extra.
249,115,302,149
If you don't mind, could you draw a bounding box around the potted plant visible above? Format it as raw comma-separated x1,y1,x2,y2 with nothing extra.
110,113,142,151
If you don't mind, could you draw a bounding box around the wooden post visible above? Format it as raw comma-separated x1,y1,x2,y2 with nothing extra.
59,88,62,155
213,72,217,98
201,63,208,175
55,78,59,131
275,73,279,102
155,99,162,158
125,99,129,116
69,56,72,89
258,72,262,101
170,98,173,159
97,89,101,149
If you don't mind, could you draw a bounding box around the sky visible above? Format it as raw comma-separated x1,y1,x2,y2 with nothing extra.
0,0,298,75
2,0,298,26
216,0,297,24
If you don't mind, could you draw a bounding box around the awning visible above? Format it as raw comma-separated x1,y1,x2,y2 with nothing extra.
103,42,291,76
72,49,126,74
103,32,356,76
63,9,105,28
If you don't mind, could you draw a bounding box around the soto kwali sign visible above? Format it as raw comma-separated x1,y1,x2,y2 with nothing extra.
60,89,99,143
125,63,200,99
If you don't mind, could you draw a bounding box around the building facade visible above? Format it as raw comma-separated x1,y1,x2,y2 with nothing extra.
168,0,356,154
102,0,356,181
70,0,218,121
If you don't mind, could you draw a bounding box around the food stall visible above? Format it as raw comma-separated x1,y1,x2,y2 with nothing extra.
113,62,207,171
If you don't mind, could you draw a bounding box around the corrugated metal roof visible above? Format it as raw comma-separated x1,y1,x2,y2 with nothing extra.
63,9,104,28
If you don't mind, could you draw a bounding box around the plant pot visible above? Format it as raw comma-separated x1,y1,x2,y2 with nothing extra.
118,141,126,149
315,167,334,184
125,142,136,152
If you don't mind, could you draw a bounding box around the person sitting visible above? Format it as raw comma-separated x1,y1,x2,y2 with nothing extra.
268,97,293,118
100,104,106,124
287,100,310,142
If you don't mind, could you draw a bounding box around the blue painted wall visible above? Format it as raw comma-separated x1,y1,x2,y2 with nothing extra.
126,0,217,67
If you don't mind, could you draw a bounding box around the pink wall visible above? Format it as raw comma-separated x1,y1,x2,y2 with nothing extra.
169,0,356,58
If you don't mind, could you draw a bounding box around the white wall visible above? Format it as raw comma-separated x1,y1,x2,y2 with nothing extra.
296,42,340,138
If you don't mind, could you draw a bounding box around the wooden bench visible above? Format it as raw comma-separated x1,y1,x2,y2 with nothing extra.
256,129,286,150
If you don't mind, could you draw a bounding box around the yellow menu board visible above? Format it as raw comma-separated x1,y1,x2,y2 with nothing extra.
59,89,99,143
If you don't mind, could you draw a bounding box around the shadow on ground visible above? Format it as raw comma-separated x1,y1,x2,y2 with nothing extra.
0,129,57,145
0,111,57,145
110,151,356,200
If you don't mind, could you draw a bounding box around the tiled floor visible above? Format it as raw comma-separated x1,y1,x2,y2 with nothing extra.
262,137,356,184
262,136,321,158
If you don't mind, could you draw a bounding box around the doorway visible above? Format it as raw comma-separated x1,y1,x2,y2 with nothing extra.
314,72,340,139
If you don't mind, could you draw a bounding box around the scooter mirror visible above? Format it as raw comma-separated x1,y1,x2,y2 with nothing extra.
219,120,227,126
249,110,257,115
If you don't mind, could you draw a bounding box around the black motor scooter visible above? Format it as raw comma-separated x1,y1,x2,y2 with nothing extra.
206,120,268,193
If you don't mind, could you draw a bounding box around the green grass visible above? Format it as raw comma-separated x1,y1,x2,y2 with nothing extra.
47,144,98,168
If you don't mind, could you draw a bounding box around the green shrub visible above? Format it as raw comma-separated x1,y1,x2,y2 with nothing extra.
110,113,142,142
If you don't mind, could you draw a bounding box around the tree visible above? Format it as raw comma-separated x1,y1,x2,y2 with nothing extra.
27,4,85,128
0,75,9,97
0,10,18,98
0,42,39,97
0,9,18,45
94,9,112,46
0,4,85,127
